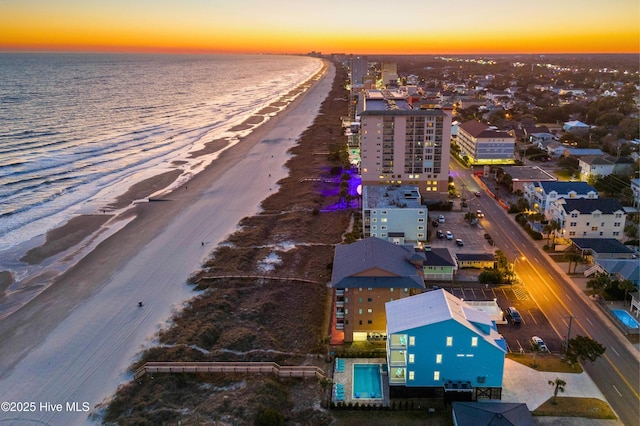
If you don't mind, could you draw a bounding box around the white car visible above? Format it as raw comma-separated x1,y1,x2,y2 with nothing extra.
531,336,548,351
476,209,484,218
438,215,445,223
445,231,453,240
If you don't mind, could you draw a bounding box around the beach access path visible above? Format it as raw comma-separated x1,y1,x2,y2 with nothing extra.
0,62,335,426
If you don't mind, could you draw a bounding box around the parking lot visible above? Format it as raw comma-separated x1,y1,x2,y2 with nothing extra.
439,284,563,354
428,210,493,253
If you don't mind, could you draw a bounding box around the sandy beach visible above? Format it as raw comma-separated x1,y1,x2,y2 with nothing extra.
0,60,334,425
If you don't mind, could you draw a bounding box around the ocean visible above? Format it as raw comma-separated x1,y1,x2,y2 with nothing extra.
0,53,322,254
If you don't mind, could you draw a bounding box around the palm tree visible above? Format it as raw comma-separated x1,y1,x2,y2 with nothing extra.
587,272,611,299
548,378,566,405
563,251,582,274
531,341,542,368
618,279,637,306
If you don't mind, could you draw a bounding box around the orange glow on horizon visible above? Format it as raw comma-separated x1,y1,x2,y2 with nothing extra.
1,1,638,55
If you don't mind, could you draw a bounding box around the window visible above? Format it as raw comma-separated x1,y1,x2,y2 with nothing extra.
358,309,362,314
569,222,576,227
358,297,362,303
434,371,440,381
446,336,453,346
436,354,442,364
471,337,478,347
614,222,621,227
367,309,372,313
591,226,598,231
359,320,362,325
367,320,372,324
409,336,415,346
367,297,372,302
409,354,415,363
409,371,415,380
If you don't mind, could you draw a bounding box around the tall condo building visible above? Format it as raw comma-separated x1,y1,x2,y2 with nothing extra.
358,91,452,201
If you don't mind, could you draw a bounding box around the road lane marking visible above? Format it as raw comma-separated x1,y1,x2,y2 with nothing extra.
564,293,572,302
612,384,622,397
543,294,550,302
585,317,594,326
610,346,620,357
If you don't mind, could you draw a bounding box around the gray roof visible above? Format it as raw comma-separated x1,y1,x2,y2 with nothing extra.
570,238,635,254
385,289,506,352
537,181,597,195
559,198,625,214
330,237,424,289
420,247,457,267
452,401,534,426
596,259,640,283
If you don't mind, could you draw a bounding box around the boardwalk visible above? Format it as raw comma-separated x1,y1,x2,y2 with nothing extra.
196,274,320,284
134,361,328,380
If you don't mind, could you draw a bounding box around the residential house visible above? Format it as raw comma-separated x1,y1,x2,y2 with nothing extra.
529,132,556,146
579,155,635,181
550,198,626,240
330,237,425,343
457,120,515,165
385,289,507,400
455,253,497,269
571,238,636,260
416,247,457,282
452,401,535,426
545,142,570,158
562,120,590,134
362,185,428,243
494,165,556,194
590,259,639,286
523,181,598,218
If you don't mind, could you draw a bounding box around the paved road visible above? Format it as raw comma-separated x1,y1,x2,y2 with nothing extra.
450,159,639,426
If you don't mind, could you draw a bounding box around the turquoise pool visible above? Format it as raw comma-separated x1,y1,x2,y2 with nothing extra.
612,309,639,329
353,364,382,399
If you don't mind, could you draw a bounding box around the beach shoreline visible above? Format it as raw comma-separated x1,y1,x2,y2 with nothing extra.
0,60,334,425
0,60,325,320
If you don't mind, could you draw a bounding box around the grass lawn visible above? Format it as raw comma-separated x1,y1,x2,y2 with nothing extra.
533,397,617,419
506,353,583,373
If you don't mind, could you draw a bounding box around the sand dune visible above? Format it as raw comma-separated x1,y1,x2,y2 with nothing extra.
0,62,334,426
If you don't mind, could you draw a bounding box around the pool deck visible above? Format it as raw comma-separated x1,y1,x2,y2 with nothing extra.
332,358,389,407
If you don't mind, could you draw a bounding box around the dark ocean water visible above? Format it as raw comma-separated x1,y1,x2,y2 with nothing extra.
0,53,321,251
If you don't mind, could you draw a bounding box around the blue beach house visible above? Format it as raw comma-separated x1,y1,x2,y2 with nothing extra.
385,289,506,401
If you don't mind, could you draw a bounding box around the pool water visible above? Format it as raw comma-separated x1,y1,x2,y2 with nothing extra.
612,309,640,329
353,364,382,399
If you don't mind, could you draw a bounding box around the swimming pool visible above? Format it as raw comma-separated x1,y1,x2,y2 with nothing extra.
612,309,640,329
352,364,382,399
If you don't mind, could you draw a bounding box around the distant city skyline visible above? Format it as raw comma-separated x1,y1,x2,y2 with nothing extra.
1,0,639,54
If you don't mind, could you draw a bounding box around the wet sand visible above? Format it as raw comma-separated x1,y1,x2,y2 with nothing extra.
0,61,333,425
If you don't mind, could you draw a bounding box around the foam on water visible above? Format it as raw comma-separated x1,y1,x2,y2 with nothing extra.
0,53,322,252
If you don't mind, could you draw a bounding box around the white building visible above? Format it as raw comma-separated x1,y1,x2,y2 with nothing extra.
523,181,598,218
457,120,515,165
550,198,626,240
359,93,452,201
631,179,640,209
362,185,428,243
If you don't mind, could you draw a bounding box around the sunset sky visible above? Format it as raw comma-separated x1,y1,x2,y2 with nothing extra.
1,0,638,54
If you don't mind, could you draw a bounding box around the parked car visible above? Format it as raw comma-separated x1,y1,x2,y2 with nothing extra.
455,238,464,246
438,215,445,223
476,209,484,218
432,220,439,228
505,307,522,324
437,230,444,239
531,336,548,351
445,231,453,240
484,233,492,240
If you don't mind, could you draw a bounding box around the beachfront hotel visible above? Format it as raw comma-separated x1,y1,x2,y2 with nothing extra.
357,90,453,201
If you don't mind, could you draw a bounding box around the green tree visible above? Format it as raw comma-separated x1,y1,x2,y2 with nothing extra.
563,251,583,274
548,378,566,405
566,335,606,364
531,341,543,368
543,221,561,247
618,279,637,305
586,272,611,298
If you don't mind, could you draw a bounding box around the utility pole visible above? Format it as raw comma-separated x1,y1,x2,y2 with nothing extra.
564,315,576,353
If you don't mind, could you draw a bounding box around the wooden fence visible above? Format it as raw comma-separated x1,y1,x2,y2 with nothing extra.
196,274,319,285
134,361,328,380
